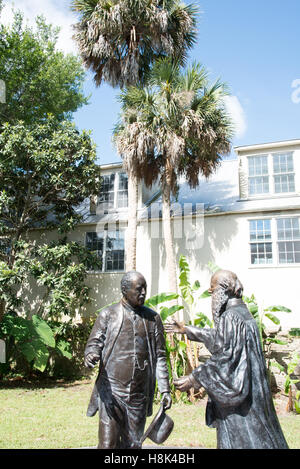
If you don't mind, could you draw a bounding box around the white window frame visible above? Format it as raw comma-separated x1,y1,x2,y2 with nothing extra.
248,215,300,268
98,171,128,211
247,151,296,198
249,218,273,265
276,216,300,264
85,229,125,273
272,152,295,194
247,154,270,197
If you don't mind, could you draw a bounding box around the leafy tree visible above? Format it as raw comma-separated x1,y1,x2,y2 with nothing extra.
113,58,232,292
0,7,102,376
0,238,100,376
0,117,102,324
0,8,88,126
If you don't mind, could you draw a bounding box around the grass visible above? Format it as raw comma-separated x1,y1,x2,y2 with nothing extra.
0,379,299,449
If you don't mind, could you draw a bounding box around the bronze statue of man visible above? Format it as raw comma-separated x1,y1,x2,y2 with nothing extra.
84,271,172,449
165,269,289,449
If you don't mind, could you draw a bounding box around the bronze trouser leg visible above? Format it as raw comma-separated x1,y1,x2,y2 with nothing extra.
98,400,123,449
97,396,147,449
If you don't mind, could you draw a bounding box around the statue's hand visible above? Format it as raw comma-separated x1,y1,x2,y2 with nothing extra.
84,352,100,368
173,374,200,392
164,320,186,335
161,392,172,410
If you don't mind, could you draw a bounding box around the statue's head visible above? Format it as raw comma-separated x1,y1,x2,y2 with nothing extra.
208,269,243,317
121,271,147,309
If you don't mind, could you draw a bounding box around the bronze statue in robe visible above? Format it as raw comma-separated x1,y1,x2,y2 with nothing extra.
165,269,289,450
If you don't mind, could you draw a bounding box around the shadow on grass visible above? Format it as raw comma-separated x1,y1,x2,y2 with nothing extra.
0,376,93,390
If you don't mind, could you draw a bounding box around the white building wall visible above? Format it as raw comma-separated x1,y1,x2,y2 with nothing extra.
134,212,300,331
25,208,299,330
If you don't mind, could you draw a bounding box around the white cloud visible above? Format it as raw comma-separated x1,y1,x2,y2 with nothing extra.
2,0,79,54
223,95,247,139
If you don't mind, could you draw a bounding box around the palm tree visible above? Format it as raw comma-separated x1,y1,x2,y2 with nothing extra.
71,0,198,271
71,0,198,88
113,58,233,293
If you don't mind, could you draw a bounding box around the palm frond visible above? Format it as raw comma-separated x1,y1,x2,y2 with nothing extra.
71,0,199,88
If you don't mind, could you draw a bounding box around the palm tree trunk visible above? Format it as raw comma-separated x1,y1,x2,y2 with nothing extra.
125,170,138,271
161,177,178,295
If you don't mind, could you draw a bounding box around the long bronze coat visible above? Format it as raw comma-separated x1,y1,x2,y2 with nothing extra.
187,298,289,449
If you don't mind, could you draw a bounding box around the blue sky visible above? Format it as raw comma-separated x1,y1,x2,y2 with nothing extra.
3,0,300,164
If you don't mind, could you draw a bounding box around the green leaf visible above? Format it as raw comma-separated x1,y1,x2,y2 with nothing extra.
31,315,55,348
207,262,220,273
32,340,49,372
194,313,213,328
267,338,287,345
56,340,72,360
178,255,193,305
284,376,291,394
264,313,280,325
199,289,211,299
160,305,184,322
264,305,291,313
192,280,200,291
145,293,179,309
248,304,259,315
19,338,49,372
178,341,187,352
270,360,284,372
6,316,32,342
19,342,36,363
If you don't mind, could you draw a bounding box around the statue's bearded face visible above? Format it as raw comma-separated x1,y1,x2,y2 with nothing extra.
211,286,229,317
123,275,147,308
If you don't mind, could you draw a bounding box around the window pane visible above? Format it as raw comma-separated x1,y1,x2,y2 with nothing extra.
98,174,115,209
277,218,300,241
117,173,128,208
248,155,268,177
86,232,104,270
274,174,295,193
250,242,273,264
278,239,300,264
272,152,294,174
248,176,269,195
105,231,125,271
249,219,271,241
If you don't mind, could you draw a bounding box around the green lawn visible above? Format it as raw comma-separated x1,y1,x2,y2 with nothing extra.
0,379,299,449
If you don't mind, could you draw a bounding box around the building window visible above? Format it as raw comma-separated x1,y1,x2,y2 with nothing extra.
249,216,300,266
248,155,269,195
98,174,115,210
247,151,295,197
277,217,300,264
273,152,295,193
117,173,128,208
86,230,125,272
98,172,128,211
249,219,273,264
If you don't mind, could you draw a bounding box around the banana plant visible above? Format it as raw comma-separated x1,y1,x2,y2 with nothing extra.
178,255,212,328
272,352,300,412
0,313,72,374
243,294,290,350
